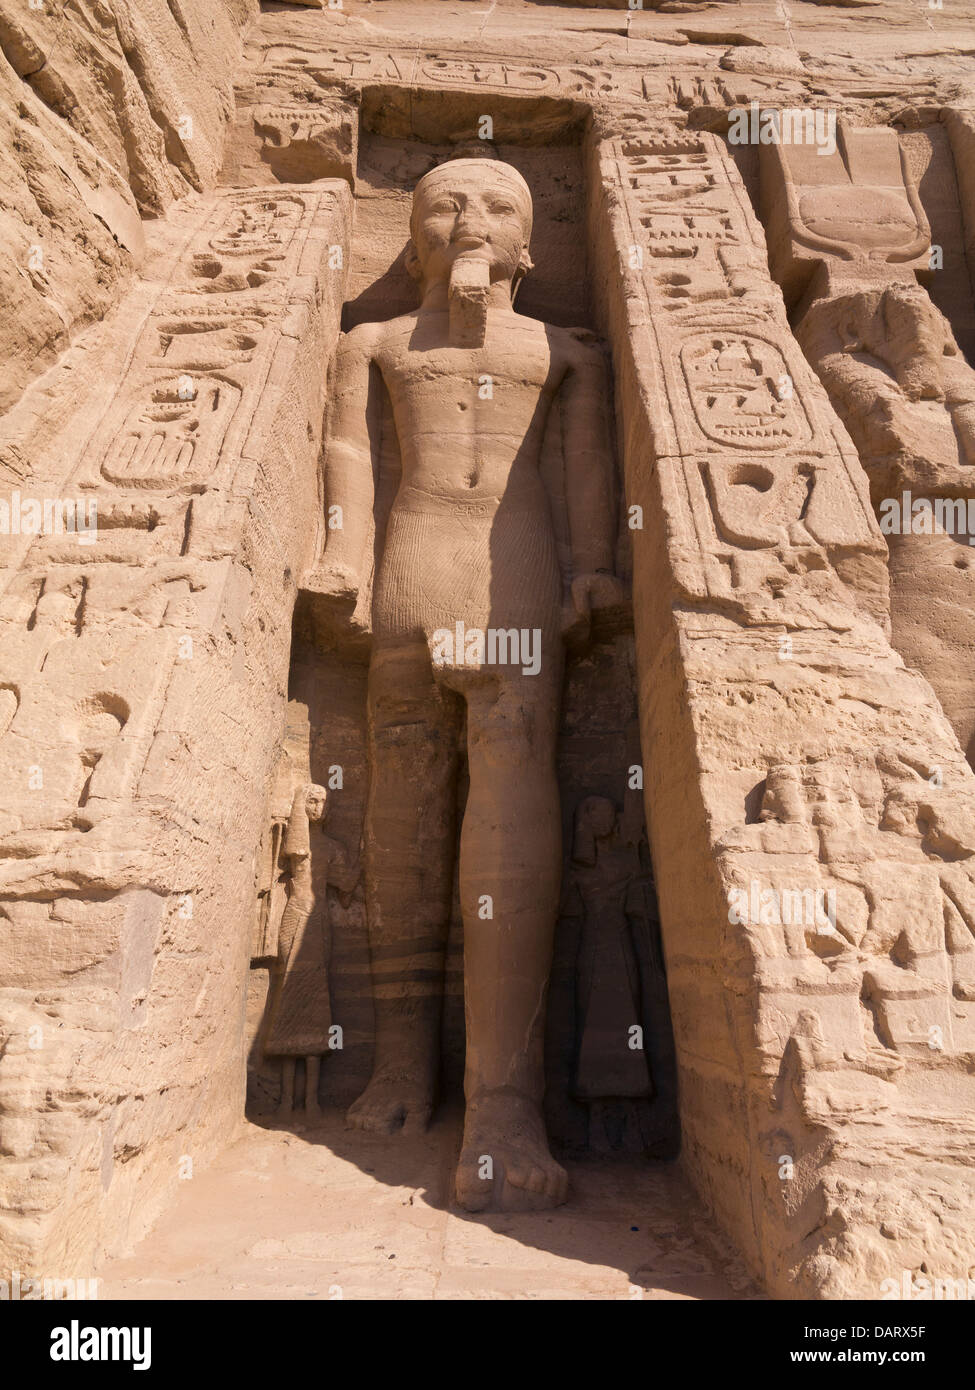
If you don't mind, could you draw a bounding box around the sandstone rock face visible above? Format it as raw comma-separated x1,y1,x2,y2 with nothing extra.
0,0,256,414
1,0,975,1301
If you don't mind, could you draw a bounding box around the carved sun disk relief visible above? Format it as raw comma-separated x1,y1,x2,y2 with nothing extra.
60,691,129,745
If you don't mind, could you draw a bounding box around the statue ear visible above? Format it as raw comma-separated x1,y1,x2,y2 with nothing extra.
511,246,534,303
405,240,423,284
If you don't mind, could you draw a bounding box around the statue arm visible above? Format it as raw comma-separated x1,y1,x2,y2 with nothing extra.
560,335,624,630
799,288,975,473
317,328,379,600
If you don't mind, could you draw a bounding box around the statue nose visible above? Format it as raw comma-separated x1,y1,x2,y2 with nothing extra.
456,217,489,240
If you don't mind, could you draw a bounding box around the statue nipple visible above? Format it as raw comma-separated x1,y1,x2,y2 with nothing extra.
448,259,490,347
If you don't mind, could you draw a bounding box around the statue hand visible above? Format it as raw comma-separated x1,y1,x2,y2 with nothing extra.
305,557,359,606
571,572,626,618
562,573,625,647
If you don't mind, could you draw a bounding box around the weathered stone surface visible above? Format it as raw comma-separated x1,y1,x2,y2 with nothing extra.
0,0,256,414
1,0,975,1304
0,176,352,1272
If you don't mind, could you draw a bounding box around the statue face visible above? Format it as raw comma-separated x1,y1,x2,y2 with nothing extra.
304,788,327,822
588,798,616,839
410,167,531,290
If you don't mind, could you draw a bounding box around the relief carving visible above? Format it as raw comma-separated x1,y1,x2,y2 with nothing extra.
99,378,242,490
681,333,811,449
4,3,975,1305
260,782,359,1119
762,120,975,761
559,796,674,1153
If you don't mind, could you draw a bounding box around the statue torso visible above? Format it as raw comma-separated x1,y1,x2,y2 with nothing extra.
369,308,568,644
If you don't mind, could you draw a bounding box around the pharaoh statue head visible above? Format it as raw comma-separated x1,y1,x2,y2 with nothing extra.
405,157,535,300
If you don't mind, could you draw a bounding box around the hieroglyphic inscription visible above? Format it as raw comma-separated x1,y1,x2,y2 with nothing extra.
258,43,645,106
0,185,350,842
606,131,879,617
76,192,333,498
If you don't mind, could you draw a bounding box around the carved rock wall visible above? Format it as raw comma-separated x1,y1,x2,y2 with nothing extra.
0,179,351,1273
588,121,975,1297
3,0,975,1298
244,129,678,1157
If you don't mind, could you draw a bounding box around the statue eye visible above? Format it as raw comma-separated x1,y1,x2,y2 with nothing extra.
430,199,458,214
489,201,515,215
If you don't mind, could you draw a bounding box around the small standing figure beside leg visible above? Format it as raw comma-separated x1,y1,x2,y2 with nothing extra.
568,797,653,1150
263,782,357,1125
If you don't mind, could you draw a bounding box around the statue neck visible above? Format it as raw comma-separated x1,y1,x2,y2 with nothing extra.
421,279,515,314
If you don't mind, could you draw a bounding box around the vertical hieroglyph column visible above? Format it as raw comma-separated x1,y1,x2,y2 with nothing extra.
587,119,975,1298
0,182,351,1275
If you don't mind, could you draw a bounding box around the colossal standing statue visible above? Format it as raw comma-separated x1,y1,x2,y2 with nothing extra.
310,156,621,1209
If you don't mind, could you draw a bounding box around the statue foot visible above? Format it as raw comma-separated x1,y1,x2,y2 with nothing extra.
346,1070,434,1136
454,1089,569,1212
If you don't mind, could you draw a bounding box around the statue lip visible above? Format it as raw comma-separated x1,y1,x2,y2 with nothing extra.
452,235,489,251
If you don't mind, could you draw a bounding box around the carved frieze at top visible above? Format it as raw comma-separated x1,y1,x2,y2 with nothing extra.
238,31,974,132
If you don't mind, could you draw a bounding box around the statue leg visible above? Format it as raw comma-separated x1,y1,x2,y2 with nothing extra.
305,1055,322,1121
278,1057,296,1116
347,642,463,1135
454,659,568,1211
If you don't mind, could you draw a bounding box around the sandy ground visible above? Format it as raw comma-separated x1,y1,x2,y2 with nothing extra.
97,1109,762,1300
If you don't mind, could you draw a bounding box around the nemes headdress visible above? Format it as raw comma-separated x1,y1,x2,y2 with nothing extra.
409,158,535,296
411,158,534,241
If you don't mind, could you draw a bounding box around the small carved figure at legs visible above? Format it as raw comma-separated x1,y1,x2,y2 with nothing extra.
304,1056,322,1122
277,1056,323,1122
278,1057,296,1117
265,784,330,1123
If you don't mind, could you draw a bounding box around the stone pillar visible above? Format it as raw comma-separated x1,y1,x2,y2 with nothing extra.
587,118,975,1298
0,181,351,1275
